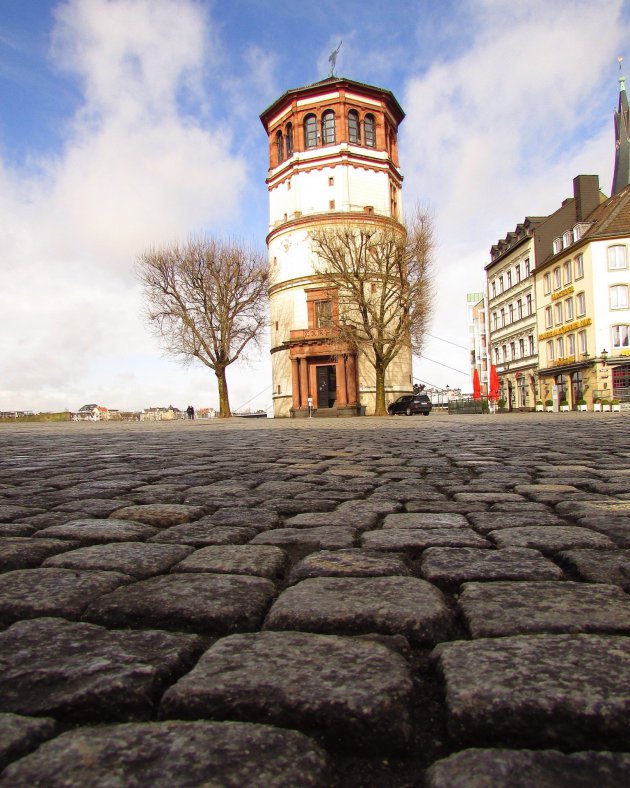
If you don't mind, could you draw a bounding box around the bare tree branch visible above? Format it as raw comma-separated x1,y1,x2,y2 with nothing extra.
309,208,434,415
136,236,269,418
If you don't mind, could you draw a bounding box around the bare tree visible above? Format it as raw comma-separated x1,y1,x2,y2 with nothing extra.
309,209,434,416
136,237,269,418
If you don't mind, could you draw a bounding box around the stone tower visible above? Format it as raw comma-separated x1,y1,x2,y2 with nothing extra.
260,77,412,417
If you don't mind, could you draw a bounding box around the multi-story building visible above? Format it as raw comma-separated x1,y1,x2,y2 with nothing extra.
535,183,630,407
485,217,545,410
260,76,411,417
467,292,489,397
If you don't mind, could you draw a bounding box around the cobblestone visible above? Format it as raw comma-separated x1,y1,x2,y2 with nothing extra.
0,414,629,784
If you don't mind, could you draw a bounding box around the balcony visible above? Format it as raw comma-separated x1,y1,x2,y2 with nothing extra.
289,327,338,342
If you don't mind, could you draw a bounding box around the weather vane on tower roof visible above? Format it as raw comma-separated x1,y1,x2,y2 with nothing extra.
328,41,342,77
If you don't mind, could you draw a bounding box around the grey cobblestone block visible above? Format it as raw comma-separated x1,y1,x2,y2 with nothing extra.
160,631,413,753
468,511,565,534
265,576,451,644
289,548,410,583
33,518,160,543
383,513,469,529
207,507,280,530
557,549,630,590
0,721,330,788
453,492,524,502
172,545,287,579
52,498,134,517
0,504,43,522
0,618,201,722
421,547,563,587
43,542,194,578
84,573,276,634
109,503,207,526
0,568,131,625
11,511,84,528
405,500,488,513
260,498,338,515
459,581,630,637
489,526,616,554
252,526,357,550
0,523,36,536
284,510,379,531
556,500,630,518
425,748,630,788
0,536,81,571
434,633,630,749
148,523,257,545
573,516,630,547
0,713,57,772
361,528,489,551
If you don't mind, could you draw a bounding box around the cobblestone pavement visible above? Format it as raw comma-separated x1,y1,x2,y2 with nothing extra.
1,412,629,786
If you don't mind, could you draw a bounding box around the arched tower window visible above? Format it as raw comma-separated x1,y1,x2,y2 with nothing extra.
364,114,376,147
348,110,361,144
285,122,293,157
322,110,336,145
304,114,317,148
275,130,284,164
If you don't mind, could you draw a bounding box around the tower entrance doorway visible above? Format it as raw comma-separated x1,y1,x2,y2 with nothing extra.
316,365,337,409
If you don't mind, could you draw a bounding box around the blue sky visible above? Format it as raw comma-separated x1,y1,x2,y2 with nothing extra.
1,0,629,412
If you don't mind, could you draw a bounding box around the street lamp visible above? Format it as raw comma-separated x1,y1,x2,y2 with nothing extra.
600,349,609,366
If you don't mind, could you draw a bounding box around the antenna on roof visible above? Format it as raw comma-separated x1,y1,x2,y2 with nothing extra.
619,55,624,70
328,41,342,77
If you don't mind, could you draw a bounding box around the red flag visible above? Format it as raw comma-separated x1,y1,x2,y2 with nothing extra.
472,368,481,400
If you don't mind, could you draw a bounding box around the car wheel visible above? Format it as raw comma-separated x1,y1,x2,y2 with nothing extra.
405,406,413,416
388,409,395,416
422,411,430,416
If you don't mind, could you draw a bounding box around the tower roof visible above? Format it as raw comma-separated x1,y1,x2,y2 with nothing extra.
260,76,405,129
612,67,630,195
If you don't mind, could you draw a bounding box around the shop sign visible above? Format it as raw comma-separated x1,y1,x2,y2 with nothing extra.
538,317,591,341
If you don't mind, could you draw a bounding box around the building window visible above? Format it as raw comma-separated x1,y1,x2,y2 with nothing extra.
526,294,532,315
275,130,284,163
348,110,361,144
500,308,506,327
562,230,572,249
608,245,628,270
553,238,562,254
519,338,525,358
576,291,586,317
329,200,335,210
547,340,554,361
565,297,574,320
612,325,630,349
304,114,317,148
491,281,496,298
364,114,376,147
510,341,516,360
517,299,523,320
322,110,336,144
557,336,564,358
524,258,531,277
567,333,576,357
543,273,551,294
554,302,563,325
553,267,562,289
575,254,584,279
507,271,512,289
578,330,587,354
563,261,572,284
508,304,514,323
545,306,553,328
315,300,333,328
610,284,629,309
528,335,534,355
502,344,508,361
494,347,500,364
499,276,504,293
285,123,293,156
328,176,334,186
493,312,498,330
515,264,521,283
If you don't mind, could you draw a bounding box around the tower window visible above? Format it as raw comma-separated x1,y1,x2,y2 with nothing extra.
304,114,317,148
315,300,333,327
275,130,283,163
285,123,293,156
364,114,376,147
348,110,361,144
322,110,336,145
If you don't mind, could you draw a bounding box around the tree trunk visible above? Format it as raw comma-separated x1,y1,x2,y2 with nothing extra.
374,362,387,416
216,367,232,418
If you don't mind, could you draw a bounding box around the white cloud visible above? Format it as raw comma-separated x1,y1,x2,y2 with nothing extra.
0,0,254,412
401,0,628,389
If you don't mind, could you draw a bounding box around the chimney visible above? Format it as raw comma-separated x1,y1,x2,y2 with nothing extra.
573,175,600,221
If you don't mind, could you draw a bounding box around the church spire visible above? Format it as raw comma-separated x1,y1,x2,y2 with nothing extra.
612,56,630,195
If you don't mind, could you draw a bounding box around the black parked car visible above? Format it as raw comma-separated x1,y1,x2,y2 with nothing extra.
387,394,433,416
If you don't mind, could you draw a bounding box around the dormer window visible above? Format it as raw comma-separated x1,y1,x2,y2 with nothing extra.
562,230,572,249
552,237,562,254
348,110,361,144
304,114,317,148
364,114,376,147
322,110,336,144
